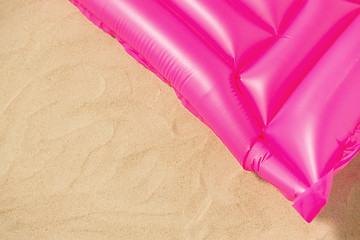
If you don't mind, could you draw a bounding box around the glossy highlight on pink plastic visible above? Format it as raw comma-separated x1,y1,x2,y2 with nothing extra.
68,0,360,222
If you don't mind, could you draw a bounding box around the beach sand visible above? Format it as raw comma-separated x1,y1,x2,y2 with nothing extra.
0,0,359,239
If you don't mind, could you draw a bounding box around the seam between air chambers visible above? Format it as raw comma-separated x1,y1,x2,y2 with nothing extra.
229,0,307,128
233,0,306,75
225,0,306,36
155,0,234,69
225,0,276,35
265,9,360,126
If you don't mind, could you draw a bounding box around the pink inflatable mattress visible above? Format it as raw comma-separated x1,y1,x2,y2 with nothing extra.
68,0,360,222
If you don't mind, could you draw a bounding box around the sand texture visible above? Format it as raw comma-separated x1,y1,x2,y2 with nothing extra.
1,0,359,239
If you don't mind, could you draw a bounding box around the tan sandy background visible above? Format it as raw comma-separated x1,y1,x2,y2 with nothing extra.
0,0,359,239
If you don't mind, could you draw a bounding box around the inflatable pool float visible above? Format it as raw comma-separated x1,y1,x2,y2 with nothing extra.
68,0,360,222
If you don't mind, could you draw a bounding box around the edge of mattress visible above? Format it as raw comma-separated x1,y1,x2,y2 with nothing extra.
68,0,208,126
68,0,360,223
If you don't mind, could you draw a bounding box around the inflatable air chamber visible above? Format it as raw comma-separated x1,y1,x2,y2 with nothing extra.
68,0,360,222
